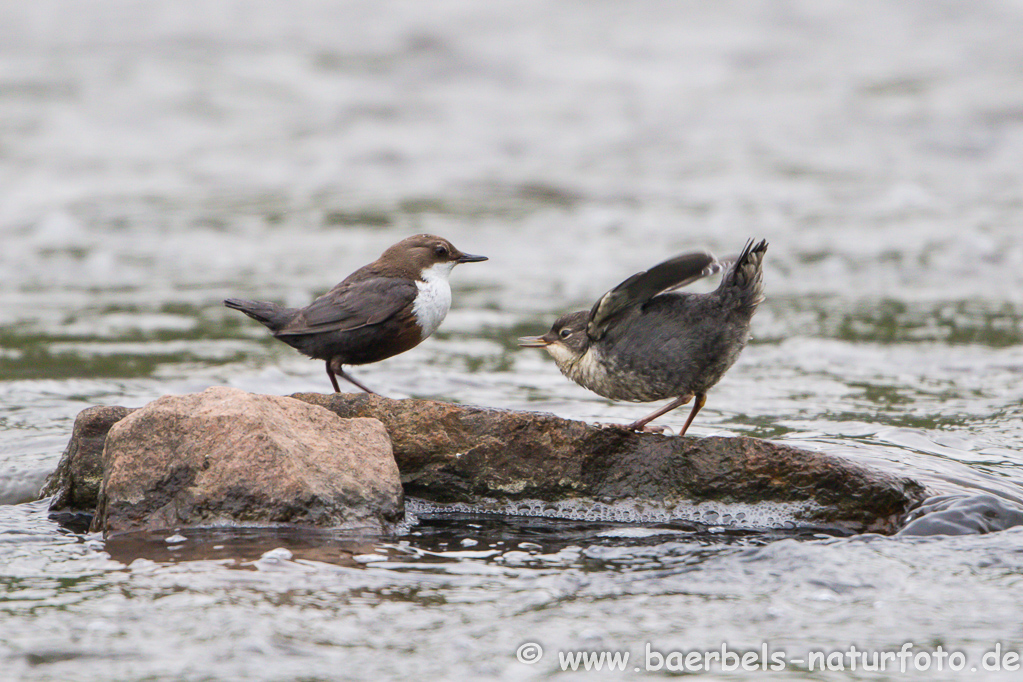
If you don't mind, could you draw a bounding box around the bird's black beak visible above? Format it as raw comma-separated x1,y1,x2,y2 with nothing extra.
456,252,488,263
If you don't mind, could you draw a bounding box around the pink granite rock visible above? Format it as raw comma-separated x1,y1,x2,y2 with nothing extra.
92,387,402,536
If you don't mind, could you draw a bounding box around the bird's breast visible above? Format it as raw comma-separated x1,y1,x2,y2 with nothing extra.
411,270,452,340
550,346,629,400
553,343,685,402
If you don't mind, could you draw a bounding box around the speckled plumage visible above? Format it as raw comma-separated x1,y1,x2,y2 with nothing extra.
520,239,767,434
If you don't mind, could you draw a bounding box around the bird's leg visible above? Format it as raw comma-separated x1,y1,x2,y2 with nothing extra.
677,393,707,437
326,359,378,394
626,393,693,432
325,360,342,392
338,369,377,395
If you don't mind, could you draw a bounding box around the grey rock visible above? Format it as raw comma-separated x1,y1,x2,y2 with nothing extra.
43,391,927,535
898,494,1023,536
296,392,927,534
42,405,136,512
92,387,402,536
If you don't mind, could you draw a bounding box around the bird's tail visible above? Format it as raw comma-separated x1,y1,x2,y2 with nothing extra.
718,239,768,314
224,298,296,333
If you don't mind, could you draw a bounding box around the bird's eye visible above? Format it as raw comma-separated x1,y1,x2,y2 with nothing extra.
559,328,572,339
434,245,449,258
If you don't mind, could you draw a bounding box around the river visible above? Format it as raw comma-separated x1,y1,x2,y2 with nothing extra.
3,1,1023,679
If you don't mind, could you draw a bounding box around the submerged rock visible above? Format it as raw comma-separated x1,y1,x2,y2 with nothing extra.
44,390,927,535
898,494,1023,536
92,387,403,536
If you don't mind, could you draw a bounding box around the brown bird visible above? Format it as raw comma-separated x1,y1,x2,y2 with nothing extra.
225,234,487,393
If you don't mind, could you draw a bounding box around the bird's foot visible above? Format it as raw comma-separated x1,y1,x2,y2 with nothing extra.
594,421,672,435
624,422,672,435
641,424,672,435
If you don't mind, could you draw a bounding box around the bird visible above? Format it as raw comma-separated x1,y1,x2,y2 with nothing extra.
519,239,767,435
225,234,487,394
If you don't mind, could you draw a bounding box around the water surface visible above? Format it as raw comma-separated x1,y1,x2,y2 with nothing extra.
3,1,1023,679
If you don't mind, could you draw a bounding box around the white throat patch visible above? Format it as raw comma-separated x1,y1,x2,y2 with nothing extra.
412,261,455,339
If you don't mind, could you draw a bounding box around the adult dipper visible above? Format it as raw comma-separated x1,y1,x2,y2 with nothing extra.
225,234,487,394
519,239,767,435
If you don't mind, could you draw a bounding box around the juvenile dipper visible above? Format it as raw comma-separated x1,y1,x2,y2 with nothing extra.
519,239,767,435
225,234,487,394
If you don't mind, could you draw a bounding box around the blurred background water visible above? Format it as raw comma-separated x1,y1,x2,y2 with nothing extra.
3,1,1023,679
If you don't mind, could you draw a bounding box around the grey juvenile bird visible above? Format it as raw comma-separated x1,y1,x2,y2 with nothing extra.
519,239,767,435
225,234,487,394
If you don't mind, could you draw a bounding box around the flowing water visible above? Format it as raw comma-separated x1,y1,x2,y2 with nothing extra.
3,1,1023,679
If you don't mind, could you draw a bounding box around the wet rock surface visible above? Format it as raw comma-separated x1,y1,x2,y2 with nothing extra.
44,390,929,535
297,392,927,533
898,493,1023,536
42,405,136,514
91,387,403,536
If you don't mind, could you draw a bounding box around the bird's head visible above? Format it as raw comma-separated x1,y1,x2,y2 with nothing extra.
518,310,590,368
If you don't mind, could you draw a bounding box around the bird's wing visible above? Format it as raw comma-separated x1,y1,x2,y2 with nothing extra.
586,251,720,340
275,276,418,336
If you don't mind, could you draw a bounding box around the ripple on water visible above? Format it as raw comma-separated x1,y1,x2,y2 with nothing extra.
3,0,1023,679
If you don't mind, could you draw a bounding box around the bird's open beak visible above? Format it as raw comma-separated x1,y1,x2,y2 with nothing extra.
456,253,488,263
517,335,550,348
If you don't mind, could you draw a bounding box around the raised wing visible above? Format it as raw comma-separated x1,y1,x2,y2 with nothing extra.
586,251,721,340
275,276,417,337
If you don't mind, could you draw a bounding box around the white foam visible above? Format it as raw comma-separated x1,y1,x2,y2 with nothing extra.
260,547,293,561
404,496,820,530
